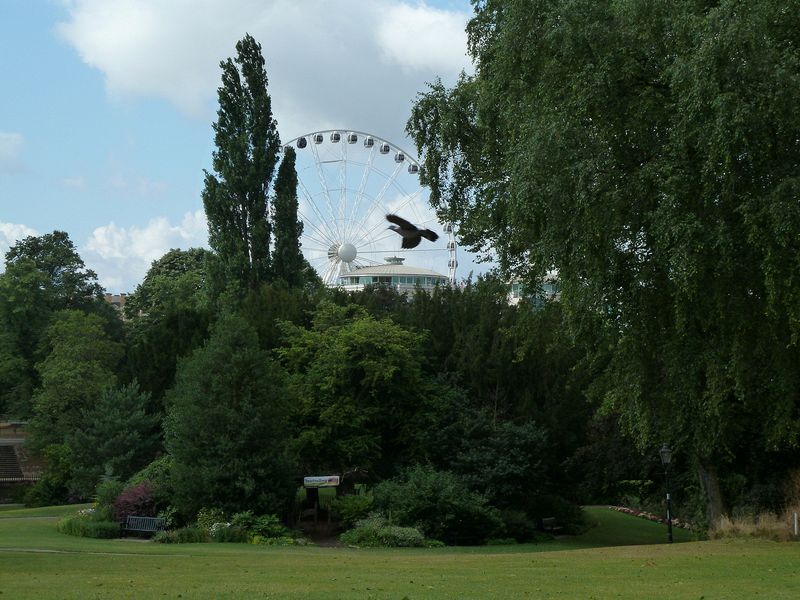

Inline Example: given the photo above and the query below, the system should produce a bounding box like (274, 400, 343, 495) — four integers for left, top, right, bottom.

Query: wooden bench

(541, 517, 561, 532)
(122, 515, 166, 537)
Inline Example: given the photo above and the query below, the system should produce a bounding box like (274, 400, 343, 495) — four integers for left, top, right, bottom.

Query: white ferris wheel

(283, 129, 457, 287)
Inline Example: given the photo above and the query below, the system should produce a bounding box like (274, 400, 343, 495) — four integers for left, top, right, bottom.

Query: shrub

(57, 515, 120, 539)
(211, 524, 249, 543)
(95, 479, 124, 508)
(127, 456, 174, 511)
(487, 537, 518, 545)
(112, 481, 157, 522)
(331, 494, 374, 528)
(196, 507, 226, 531)
(340, 515, 426, 548)
(251, 535, 305, 546)
(230, 511, 289, 538)
(498, 509, 540, 542)
(373, 465, 503, 545)
(153, 526, 210, 544)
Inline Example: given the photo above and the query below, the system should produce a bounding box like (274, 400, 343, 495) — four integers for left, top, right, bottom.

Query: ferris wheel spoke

(310, 141, 342, 241)
(298, 180, 339, 245)
(355, 161, 404, 243)
(339, 140, 347, 237)
(344, 144, 376, 242)
(321, 258, 339, 286)
(298, 210, 338, 248)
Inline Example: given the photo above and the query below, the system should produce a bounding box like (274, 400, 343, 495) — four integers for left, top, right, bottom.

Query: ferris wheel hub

(338, 243, 357, 263)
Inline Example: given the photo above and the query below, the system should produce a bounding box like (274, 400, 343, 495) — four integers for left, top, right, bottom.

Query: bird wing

(386, 213, 416, 230)
(401, 235, 422, 249)
(419, 229, 439, 242)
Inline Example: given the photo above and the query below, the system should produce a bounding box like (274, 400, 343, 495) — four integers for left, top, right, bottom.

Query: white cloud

(0, 222, 39, 266)
(376, 4, 470, 73)
(82, 210, 208, 292)
(56, 1, 473, 143)
(60, 175, 87, 190)
(0, 132, 25, 173)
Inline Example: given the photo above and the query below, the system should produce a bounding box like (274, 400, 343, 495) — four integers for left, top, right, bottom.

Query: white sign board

(303, 475, 340, 488)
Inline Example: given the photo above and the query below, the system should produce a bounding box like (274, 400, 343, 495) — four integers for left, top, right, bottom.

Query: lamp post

(659, 444, 673, 543)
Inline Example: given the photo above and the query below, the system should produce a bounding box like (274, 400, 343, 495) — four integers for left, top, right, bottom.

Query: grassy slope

(1, 505, 798, 599)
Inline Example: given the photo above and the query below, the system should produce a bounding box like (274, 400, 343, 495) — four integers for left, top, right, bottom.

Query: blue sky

(0, 0, 476, 292)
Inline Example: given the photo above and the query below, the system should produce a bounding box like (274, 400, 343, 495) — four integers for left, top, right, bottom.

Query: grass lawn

(1, 505, 798, 599)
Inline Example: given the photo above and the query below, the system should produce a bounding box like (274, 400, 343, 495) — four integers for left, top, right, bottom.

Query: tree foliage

(408, 0, 800, 520)
(278, 302, 447, 478)
(164, 314, 295, 517)
(0, 231, 111, 416)
(203, 34, 281, 291)
(272, 147, 305, 287)
(30, 310, 123, 449)
(66, 382, 160, 497)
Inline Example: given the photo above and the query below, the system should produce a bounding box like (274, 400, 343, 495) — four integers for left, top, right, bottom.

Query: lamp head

(659, 444, 672, 466)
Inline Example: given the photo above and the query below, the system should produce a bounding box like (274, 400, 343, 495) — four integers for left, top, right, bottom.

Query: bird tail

(420, 229, 439, 242)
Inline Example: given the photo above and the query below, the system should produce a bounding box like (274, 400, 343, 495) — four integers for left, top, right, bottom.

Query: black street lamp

(659, 444, 673, 543)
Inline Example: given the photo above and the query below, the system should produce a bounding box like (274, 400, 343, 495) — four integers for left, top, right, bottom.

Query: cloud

(0, 132, 25, 173)
(56, 1, 473, 143)
(0, 222, 39, 266)
(60, 176, 87, 190)
(81, 210, 208, 291)
(376, 3, 470, 73)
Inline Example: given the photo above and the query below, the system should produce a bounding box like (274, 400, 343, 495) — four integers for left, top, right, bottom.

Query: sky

(0, 0, 478, 293)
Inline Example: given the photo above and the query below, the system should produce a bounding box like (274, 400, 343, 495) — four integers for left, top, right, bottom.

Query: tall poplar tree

(271, 147, 305, 286)
(203, 34, 280, 290)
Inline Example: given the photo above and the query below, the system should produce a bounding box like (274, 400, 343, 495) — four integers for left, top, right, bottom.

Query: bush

(251, 535, 305, 546)
(153, 526, 210, 544)
(127, 456, 174, 512)
(331, 494, 374, 528)
(340, 515, 426, 548)
(211, 524, 249, 543)
(57, 515, 120, 539)
(373, 465, 503, 545)
(230, 511, 289, 538)
(94, 479, 124, 521)
(112, 481, 157, 522)
(498, 509, 540, 542)
(196, 507, 226, 531)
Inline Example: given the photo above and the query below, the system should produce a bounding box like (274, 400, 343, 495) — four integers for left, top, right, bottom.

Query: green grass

(1, 505, 798, 599)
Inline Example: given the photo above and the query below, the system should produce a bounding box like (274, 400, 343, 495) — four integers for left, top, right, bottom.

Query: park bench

(541, 517, 562, 532)
(122, 515, 166, 537)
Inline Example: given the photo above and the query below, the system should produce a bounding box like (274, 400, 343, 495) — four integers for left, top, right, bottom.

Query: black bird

(386, 214, 439, 249)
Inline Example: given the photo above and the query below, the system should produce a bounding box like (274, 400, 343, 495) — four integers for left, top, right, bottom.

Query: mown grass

(1, 504, 798, 599)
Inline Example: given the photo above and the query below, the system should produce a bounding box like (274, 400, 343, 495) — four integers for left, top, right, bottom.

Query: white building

(337, 257, 449, 294)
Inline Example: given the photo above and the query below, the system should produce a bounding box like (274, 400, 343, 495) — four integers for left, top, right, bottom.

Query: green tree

(0, 231, 113, 416)
(164, 314, 295, 517)
(271, 147, 306, 287)
(30, 310, 123, 449)
(66, 382, 160, 497)
(203, 34, 281, 291)
(4, 231, 103, 309)
(124, 248, 211, 319)
(408, 0, 800, 520)
(123, 248, 213, 410)
(278, 302, 448, 478)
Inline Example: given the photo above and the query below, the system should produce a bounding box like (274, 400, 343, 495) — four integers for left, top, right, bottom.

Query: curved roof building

(337, 257, 449, 294)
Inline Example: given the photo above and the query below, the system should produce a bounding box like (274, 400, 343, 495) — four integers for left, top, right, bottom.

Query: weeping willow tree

(408, 0, 800, 521)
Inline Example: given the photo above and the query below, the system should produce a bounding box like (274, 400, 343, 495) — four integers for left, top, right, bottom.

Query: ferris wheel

(283, 129, 457, 287)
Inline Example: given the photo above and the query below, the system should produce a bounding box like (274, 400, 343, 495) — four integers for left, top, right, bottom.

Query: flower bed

(611, 506, 694, 530)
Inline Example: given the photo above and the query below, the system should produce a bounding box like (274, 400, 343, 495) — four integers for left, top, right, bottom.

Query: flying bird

(386, 214, 439, 249)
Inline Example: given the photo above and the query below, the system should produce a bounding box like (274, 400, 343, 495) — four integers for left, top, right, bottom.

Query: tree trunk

(697, 462, 726, 524)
